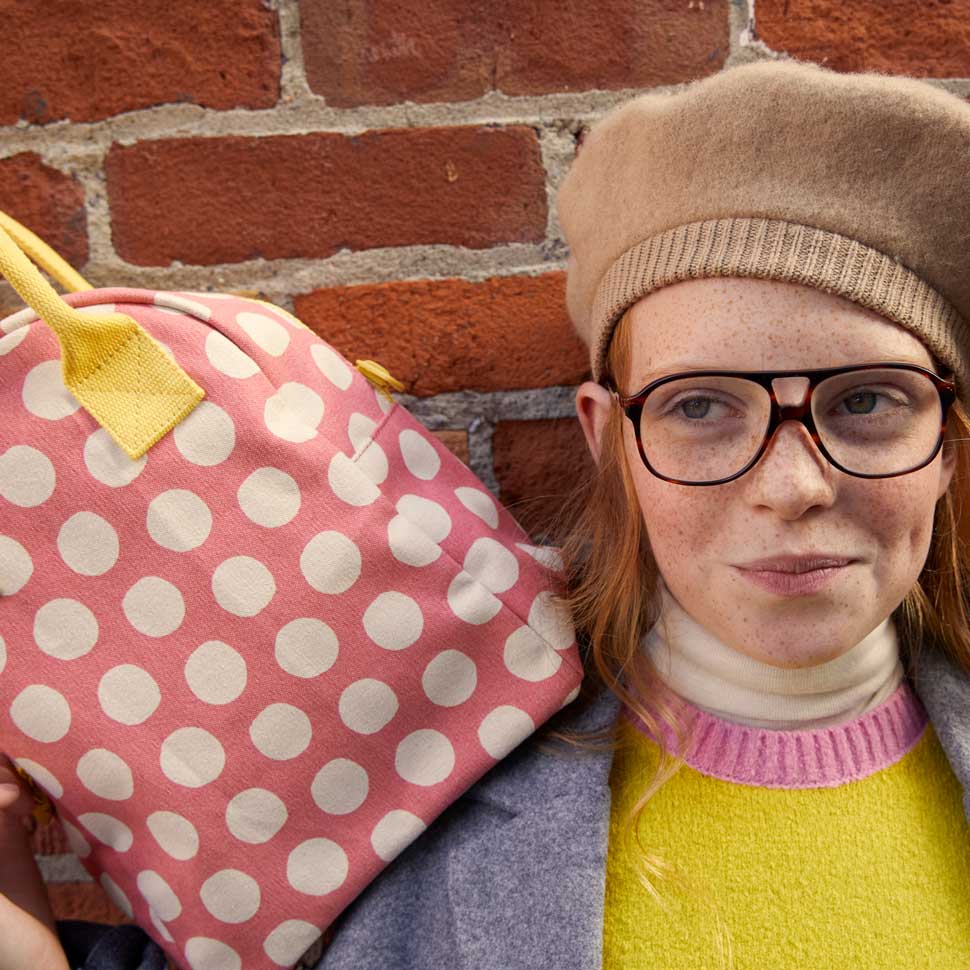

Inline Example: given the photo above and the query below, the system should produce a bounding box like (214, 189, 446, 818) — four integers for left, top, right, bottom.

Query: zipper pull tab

(355, 359, 406, 403)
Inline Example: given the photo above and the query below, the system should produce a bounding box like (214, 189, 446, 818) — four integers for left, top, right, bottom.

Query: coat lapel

(447, 681, 621, 970)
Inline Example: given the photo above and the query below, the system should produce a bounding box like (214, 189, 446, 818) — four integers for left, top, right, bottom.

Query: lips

(738, 555, 853, 574)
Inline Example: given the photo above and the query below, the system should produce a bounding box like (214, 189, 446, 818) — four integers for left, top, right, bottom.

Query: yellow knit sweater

(602, 678, 970, 967)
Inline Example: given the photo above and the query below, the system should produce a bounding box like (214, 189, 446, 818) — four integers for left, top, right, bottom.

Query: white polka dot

(387, 515, 442, 567)
(375, 385, 394, 414)
(61, 818, 91, 858)
(311, 759, 368, 814)
(56, 512, 119, 575)
(310, 343, 353, 390)
(123, 576, 185, 637)
(455, 486, 500, 527)
(370, 810, 427, 863)
(328, 451, 379, 506)
(84, 428, 147, 488)
(504, 625, 564, 682)
(479, 706, 537, 759)
(396, 494, 451, 542)
(80, 813, 133, 852)
(238, 467, 301, 527)
(154, 294, 213, 321)
(274, 618, 338, 678)
(0, 325, 28, 355)
(13, 758, 63, 798)
(529, 590, 575, 650)
(339, 679, 398, 735)
(398, 428, 441, 480)
(160, 727, 225, 788)
(149, 908, 175, 943)
(300, 530, 361, 594)
(100, 872, 133, 914)
(250, 703, 311, 760)
(77, 749, 134, 800)
(464, 537, 518, 593)
(357, 438, 388, 484)
(286, 839, 348, 896)
(347, 412, 378, 453)
(395, 729, 455, 786)
(184, 938, 241, 970)
(363, 591, 423, 650)
(446, 571, 502, 625)
(11, 684, 70, 741)
(204, 330, 260, 379)
(0, 445, 55, 507)
(23, 359, 81, 420)
(422, 650, 477, 706)
(212, 556, 275, 617)
(173, 400, 236, 466)
(137, 870, 182, 921)
(515, 542, 564, 571)
(264, 921, 322, 967)
(560, 683, 582, 708)
(0, 535, 33, 595)
(185, 641, 247, 704)
(236, 311, 290, 356)
(98, 664, 161, 725)
(34, 598, 98, 659)
(147, 811, 199, 860)
(77, 303, 117, 316)
(200, 869, 260, 924)
(264, 383, 323, 443)
(147, 489, 212, 552)
(226, 788, 287, 844)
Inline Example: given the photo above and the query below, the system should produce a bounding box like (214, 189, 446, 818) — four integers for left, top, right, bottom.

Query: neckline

(621, 677, 929, 789)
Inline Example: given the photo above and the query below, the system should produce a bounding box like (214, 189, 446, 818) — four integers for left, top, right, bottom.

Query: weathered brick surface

(492, 417, 594, 543)
(0, 154, 88, 267)
(0, 0, 280, 125)
(301, 0, 729, 107)
(432, 429, 470, 465)
(753, 0, 970, 74)
(294, 273, 589, 396)
(48, 880, 129, 923)
(106, 127, 545, 266)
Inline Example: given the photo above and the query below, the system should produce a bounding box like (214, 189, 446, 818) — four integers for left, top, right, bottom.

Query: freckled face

(620, 277, 956, 669)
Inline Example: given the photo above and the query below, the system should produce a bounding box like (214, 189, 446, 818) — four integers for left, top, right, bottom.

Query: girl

(5, 55, 970, 969)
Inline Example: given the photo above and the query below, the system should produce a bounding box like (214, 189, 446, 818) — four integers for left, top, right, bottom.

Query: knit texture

(602, 677, 970, 966)
(556, 59, 970, 406)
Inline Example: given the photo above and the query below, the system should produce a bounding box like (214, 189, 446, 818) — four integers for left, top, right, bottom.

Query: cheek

(857, 476, 940, 571)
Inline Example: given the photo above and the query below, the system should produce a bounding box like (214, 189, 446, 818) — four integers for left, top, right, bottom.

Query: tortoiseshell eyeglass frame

(602, 361, 958, 486)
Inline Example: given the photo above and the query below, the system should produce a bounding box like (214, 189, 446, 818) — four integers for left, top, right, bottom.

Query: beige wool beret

(556, 57, 970, 406)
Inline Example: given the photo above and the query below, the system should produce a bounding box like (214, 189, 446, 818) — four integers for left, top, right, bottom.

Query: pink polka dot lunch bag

(0, 212, 584, 969)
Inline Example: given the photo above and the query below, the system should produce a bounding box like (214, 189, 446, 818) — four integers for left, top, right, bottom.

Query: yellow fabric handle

(0, 211, 94, 293)
(0, 217, 205, 460)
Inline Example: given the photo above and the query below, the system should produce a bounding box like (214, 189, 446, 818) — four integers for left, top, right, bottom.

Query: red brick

(0, 154, 88, 268)
(106, 128, 546, 266)
(0, 0, 279, 125)
(47, 881, 130, 923)
(293, 273, 589, 397)
(492, 417, 594, 543)
(753, 0, 970, 75)
(301, 0, 729, 107)
(431, 430, 470, 465)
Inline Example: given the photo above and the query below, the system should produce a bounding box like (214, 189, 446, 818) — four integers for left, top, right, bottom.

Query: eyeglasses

(606, 362, 957, 486)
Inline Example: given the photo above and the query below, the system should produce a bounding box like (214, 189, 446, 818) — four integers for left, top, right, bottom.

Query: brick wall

(2, 0, 968, 928)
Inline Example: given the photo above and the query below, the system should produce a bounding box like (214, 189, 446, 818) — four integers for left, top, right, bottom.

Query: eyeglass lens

(639, 368, 943, 483)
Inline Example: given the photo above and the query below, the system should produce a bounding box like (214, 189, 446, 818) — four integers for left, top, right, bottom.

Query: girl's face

(576, 276, 957, 669)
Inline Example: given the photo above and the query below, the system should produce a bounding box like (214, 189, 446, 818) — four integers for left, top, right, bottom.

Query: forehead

(627, 277, 934, 379)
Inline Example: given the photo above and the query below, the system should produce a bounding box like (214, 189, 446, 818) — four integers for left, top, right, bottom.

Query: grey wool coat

(58, 644, 970, 970)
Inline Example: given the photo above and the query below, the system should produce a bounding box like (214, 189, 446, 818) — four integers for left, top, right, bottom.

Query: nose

(745, 414, 835, 513)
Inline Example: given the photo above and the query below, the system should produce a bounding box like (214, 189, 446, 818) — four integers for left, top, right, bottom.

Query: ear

(575, 381, 616, 467)
(938, 434, 958, 501)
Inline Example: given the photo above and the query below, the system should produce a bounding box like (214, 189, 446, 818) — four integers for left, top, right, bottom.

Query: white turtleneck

(641, 579, 905, 730)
